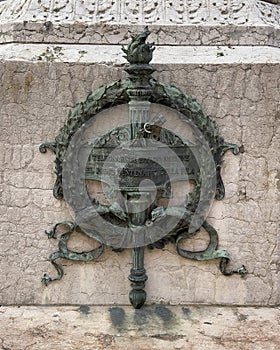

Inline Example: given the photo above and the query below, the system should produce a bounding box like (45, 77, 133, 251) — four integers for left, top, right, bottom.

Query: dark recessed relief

(260, 0, 280, 4)
(109, 307, 126, 327)
(79, 305, 91, 315)
(155, 306, 174, 324)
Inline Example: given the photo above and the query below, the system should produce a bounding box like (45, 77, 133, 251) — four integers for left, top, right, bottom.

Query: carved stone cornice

(0, 1, 279, 46)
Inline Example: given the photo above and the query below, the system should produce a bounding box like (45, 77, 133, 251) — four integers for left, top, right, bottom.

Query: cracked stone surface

(0, 1, 280, 46)
(1, 22, 280, 47)
(0, 2, 279, 346)
(0, 52, 279, 306)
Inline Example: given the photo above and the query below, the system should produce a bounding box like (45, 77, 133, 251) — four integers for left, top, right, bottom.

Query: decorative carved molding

(256, 0, 280, 26)
(0, 0, 279, 27)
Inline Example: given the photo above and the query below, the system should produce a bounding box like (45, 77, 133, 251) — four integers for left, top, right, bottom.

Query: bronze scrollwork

(40, 28, 247, 308)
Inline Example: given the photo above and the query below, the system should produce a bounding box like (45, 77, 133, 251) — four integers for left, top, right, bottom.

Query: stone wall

(0, 0, 279, 348)
(0, 46, 279, 307)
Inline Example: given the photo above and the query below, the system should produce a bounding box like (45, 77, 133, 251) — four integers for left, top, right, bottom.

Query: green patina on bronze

(41, 77, 236, 201)
(40, 28, 247, 309)
(122, 26, 155, 64)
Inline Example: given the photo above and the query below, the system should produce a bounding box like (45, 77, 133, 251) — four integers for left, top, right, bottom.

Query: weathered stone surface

(0, 1, 279, 348)
(0, 305, 279, 350)
(0, 1, 280, 46)
(0, 52, 279, 306)
(1, 43, 280, 64)
(0, 22, 280, 47)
